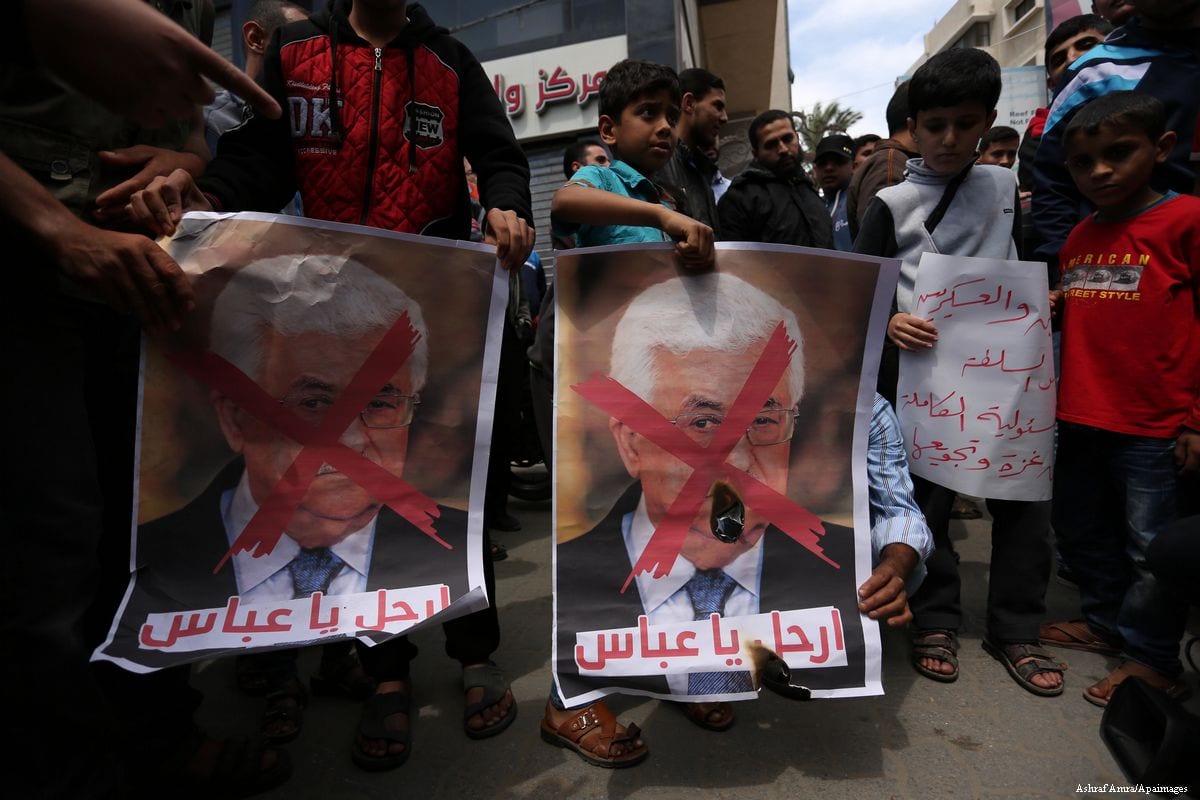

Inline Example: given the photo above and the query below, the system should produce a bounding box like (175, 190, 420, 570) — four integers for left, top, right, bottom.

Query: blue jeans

(1052, 423, 1188, 676)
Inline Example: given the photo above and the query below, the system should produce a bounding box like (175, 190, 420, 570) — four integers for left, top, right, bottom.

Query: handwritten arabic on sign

(490, 66, 606, 117)
(139, 585, 452, 653)
(575, 607, 847, 677)
(897, 253, 1056, 501)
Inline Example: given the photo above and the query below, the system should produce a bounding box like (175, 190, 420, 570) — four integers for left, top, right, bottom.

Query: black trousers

(245, 527, 502, 686)
(908, 476, 1053, 642)
(354, 526, 501, 682)
(529, 362, 553, 473)
(2, 276, 197, 799)
(484, 321, 524, 520)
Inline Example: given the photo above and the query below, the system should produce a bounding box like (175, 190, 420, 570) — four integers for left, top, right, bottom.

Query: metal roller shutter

(522, 137, 576, 282)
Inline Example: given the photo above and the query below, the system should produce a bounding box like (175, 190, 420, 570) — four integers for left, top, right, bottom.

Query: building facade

(907, 0, 1047, 72)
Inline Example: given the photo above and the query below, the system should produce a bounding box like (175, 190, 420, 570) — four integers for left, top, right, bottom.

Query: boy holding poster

(854, 48, 1064, 696)
(540, 57, 713, 768)
(1039, 91, 1199, 706)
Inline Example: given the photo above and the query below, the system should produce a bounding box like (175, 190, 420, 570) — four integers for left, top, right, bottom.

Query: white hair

(610, 272, 805, 405)
(209, 254, 428, 391)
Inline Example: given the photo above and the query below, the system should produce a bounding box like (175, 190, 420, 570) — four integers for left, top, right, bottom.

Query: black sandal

(262, 678, 307, 744)
(911, 629, 960, 683)
(982, 639, 1066, 697)
(352, 687, 412, 771)
(463, 661, 517, 739)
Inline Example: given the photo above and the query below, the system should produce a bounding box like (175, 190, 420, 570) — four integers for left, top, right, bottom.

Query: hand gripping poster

(94, 212, 505, 672)
(896, 253, 1056, 502)
(553, 243, 899, 705)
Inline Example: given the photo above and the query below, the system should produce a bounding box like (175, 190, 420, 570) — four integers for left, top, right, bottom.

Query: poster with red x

(553, 242, 899, 704)
(95, 212, 505, 672)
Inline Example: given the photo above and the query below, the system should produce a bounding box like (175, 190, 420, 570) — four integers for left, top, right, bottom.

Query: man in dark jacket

(657, 67, 727, 235)
(717, 109, 832, 247)
(847, 81, 919, 240)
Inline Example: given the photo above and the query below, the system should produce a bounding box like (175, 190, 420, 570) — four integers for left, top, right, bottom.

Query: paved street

(193, 488, 1199, 800)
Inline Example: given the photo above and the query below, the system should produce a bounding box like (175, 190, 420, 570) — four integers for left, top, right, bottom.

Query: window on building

(447, 0, 627, 62)
(1012, 0, 1036, 23)
(950, 21, 992, 50)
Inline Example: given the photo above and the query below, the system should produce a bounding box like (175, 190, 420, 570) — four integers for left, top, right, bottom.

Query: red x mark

(572, 321, 836, 593)
(168, 313, 446, 576)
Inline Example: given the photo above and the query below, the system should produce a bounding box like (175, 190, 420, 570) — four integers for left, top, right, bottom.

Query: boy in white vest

(854, 47, 1064, 698)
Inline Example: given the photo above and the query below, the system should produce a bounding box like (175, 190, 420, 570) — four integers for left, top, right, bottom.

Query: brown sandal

(1039, 619, 1121, 656)
(1083, 661, 1188, 709)
(539, 701, 648, 768)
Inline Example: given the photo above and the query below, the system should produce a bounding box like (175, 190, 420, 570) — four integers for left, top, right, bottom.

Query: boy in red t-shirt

(1040, 90, 1200, 707)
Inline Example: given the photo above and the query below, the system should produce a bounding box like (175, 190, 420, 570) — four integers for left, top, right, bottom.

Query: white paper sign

(897, 253, 1056, 501)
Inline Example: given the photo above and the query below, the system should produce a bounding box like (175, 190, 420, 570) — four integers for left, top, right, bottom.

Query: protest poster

(897, 253, 1056, 502)
(94, 212, 505, 672)
(552, 242, 899, 706)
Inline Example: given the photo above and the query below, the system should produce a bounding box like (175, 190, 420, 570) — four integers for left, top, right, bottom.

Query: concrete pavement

(193, 490, 1199, 800)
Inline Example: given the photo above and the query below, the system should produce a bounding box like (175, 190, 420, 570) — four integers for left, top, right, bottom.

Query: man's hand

(49, 216, 194, 334)
(93, 146, 207, 225)
(127, 169, 213, 238)
(1176, 429, 1200, 475)
(659, 209, 715, 270)
(887, 312, 939, 351)
(26, 0, 281, 128)
(484, 208, 535, 272)
(1048, 288, 1064, 323)
(858, 543, 919, 627)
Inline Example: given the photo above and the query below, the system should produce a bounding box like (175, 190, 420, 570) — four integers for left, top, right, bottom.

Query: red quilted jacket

(199, 2, 531, 238)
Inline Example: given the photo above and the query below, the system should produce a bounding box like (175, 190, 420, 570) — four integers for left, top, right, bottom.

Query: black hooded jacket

(717, 162, 832, 248)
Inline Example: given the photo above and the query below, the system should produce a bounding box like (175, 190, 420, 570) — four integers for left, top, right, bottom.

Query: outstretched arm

(0, 152, 193, 332)
(860, 394, 932, 625)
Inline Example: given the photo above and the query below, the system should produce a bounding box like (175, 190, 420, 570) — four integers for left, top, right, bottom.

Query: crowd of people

(1, 0, 1197, 796)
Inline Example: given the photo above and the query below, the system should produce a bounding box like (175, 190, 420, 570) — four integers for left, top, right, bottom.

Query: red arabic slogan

(572, 322, 835, 593)
(575, 607, 847, 676)
(168, 312, 447, 575)
(490, 66, 606, 117)
(139, 585, 452, 652)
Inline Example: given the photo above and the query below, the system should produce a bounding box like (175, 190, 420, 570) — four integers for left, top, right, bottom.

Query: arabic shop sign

(482, 35, 627, 141)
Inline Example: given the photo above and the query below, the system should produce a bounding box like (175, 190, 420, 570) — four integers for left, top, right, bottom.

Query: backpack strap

(924, 159, 976, 235)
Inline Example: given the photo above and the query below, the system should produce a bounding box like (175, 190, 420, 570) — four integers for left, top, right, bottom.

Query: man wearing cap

(814, 134, 855, 251)
(717, 110, 832, 248)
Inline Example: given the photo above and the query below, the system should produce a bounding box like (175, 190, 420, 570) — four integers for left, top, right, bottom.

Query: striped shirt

(868, 393, 933, 591)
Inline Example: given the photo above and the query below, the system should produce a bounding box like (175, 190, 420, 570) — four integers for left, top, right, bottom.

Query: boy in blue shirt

(550, 59, 715, 261)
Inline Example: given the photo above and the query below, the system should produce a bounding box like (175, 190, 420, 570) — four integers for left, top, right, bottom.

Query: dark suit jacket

(555, 483, 864, 701)
(104, 459, 469, 668)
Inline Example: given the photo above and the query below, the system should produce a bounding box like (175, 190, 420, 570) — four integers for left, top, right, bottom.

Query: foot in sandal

(540, 700, 648, 768)
(911, 628, 959, 682)
(1083, 661, 1187, 708)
